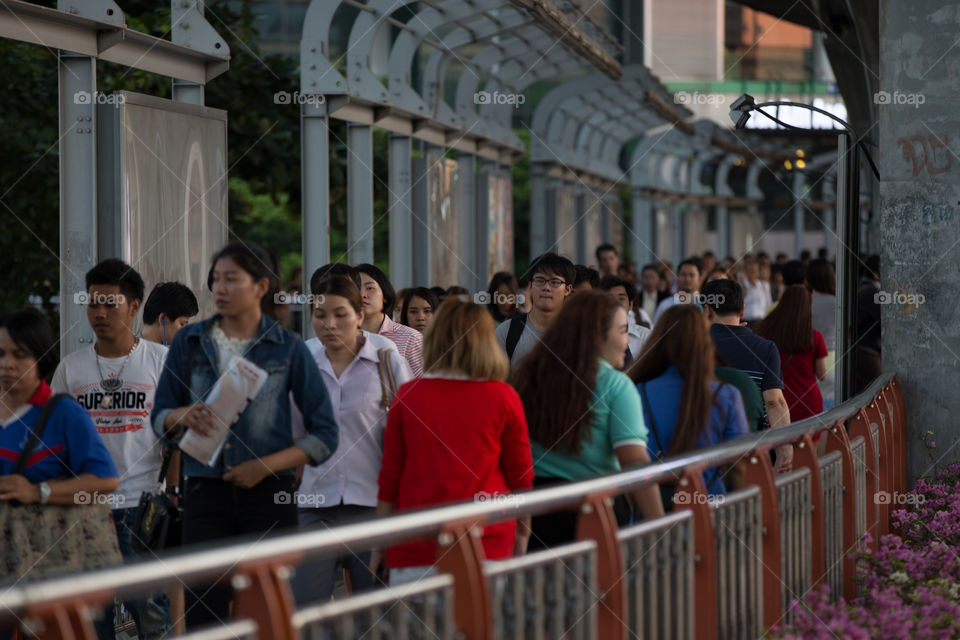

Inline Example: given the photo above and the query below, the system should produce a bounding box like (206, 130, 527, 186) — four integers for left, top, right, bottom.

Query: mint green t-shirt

(531, 360, 649, 481)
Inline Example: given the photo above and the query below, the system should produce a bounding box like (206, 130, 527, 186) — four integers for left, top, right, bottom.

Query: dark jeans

(95, 507, 172, 640)
(290, 504, 379, 607)
(181, 476, 298, 631)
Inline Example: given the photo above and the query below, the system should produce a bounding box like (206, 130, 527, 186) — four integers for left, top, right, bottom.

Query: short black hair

(310, 263, 361, 294)
(0, 309, 58, 379)
(574, 265, 600, 288)
(703, 251, 716, 259)
(143, 282, 199, 325)
(400, 287, 440, 326)
(800, 249, 812, 261)
(701, 279, 744, 316)
(430, 286, 447, 301)
(207, 241, 280, 313)
(595, 243, 617, 261)
(641, 263, 660, 275)
(817, 247, 829, 259)
(678, 258, 702, 276)
(782, 260, 806, 286)
(355, 264, 397, 317)
(598, 275, 637, 301)
(86, 259, 145, 304)
(527, 252, 575, 286)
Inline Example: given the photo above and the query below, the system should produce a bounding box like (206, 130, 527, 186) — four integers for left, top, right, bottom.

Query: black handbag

(131, 449, 181, 553)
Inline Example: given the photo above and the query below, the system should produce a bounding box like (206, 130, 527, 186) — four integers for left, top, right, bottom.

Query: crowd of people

(0, 238, 884, 637)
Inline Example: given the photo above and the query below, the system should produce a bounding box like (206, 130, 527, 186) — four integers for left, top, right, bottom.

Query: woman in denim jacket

(151, 241, 338, 630)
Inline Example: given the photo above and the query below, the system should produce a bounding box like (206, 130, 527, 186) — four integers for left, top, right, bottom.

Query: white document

(178, 355, 269, 467)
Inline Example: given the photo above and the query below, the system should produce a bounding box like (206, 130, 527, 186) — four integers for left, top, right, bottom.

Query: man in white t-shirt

(52, 259, 171, 640)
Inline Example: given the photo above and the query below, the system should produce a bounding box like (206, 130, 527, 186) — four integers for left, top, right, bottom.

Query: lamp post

(729, 94, 861, 404)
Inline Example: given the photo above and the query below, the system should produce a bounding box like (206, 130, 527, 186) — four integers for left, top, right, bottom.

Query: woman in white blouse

(741, 260, 772, 323)
(290, 276, 413, 606)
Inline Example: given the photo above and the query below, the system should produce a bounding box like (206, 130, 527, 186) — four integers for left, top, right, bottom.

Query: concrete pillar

(880, 0, 960, 484)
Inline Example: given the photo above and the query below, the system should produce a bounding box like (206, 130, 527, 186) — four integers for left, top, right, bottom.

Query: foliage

(770, 464, 960, 639)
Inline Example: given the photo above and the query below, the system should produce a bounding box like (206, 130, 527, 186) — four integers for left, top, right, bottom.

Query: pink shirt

(379, 315, 424, 377)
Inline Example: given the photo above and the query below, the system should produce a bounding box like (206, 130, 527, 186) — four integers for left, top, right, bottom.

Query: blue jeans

(95, 507, 172, 640)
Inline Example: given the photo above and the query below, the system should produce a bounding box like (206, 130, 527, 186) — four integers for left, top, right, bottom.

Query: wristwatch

(38, 481, 51, 505)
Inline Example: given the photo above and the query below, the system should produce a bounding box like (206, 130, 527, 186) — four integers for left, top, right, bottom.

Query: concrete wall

(880, 0, 960, 484)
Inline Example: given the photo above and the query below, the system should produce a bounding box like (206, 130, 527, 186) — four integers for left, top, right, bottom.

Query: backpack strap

(13, 394, 69, 475)
(505, 313, 528, 361)
(638, 383, 666, 459)
(377, 348, 399, 408)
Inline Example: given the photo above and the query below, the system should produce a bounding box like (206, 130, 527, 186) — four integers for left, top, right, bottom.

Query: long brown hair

(513, 290, 623, 455)
(627, 304, 716, 456)
(753, 285, 813, 354)
(423, 297, 509, 381)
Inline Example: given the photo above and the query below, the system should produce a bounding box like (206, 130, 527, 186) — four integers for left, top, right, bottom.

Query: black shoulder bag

(505, 313, 528, 361)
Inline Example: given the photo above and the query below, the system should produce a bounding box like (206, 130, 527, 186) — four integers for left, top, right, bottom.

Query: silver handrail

(0, 371, 895, 618)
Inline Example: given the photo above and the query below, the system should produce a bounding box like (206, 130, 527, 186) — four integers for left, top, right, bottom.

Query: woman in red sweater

(753, 285, 828, 422)
(374, 297, 534, 585)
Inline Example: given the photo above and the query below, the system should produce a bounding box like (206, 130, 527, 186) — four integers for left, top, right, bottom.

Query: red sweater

(377, 378, 534, 568)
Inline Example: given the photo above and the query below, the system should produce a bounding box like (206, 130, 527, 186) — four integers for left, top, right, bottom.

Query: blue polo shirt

(0, 382, 117, 484)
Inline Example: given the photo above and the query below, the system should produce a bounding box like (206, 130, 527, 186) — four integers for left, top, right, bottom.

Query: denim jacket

(151, 314, 338, 479)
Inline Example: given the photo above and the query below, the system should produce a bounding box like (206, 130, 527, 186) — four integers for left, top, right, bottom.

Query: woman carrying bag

(0, 309, 121, 638)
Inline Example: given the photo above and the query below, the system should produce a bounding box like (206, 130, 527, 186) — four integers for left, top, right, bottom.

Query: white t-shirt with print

(52, 339, 168, 509)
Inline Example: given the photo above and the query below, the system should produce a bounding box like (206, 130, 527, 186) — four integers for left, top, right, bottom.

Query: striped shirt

(380, 314, 424, 377)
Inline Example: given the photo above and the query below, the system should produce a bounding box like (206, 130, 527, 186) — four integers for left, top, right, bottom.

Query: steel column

(530, 163, 547, 257)
(347, 123, 374, 265)
(835, 134, 860, 402)
(301, 102, 330, 337)
(389, 134, 413, 291)
(631, 187, 653, 267)
(458, 151, 478, 292)
(58, 52, 97, 358)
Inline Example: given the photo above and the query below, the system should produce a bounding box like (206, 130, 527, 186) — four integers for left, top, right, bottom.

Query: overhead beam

(0, 0, 229, 83)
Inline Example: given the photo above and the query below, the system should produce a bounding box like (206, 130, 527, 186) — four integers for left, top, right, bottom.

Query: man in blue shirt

(700, 279, 794, 473)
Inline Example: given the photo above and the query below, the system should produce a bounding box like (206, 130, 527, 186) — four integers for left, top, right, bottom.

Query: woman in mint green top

(513, 290, 665, 549)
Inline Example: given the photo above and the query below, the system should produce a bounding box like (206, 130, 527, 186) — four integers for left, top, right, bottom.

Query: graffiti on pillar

(897, 134, 953, 176)
(920, 203, 957, 225)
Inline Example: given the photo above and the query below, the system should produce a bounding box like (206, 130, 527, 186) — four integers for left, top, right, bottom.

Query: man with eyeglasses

(496, 253, 575, 368)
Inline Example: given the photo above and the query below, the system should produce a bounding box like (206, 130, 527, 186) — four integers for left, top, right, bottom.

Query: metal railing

(0, 372, 905, 640)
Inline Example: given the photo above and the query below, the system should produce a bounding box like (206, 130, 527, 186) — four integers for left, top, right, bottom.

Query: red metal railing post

(742, 446, 782, 630)
(824, 421, 858, 601)
(231, 555, 301, 640)
(863, 400, 890, 535)
(674, 467, 717, 640)
(435, 521, 492, 640)
(576, 493, 626, 640)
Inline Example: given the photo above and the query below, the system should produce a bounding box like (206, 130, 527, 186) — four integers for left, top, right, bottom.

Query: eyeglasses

(530, 276, 567, 289)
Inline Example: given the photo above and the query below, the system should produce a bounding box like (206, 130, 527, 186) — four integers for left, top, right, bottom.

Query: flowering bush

(770, 464, 960, 639)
